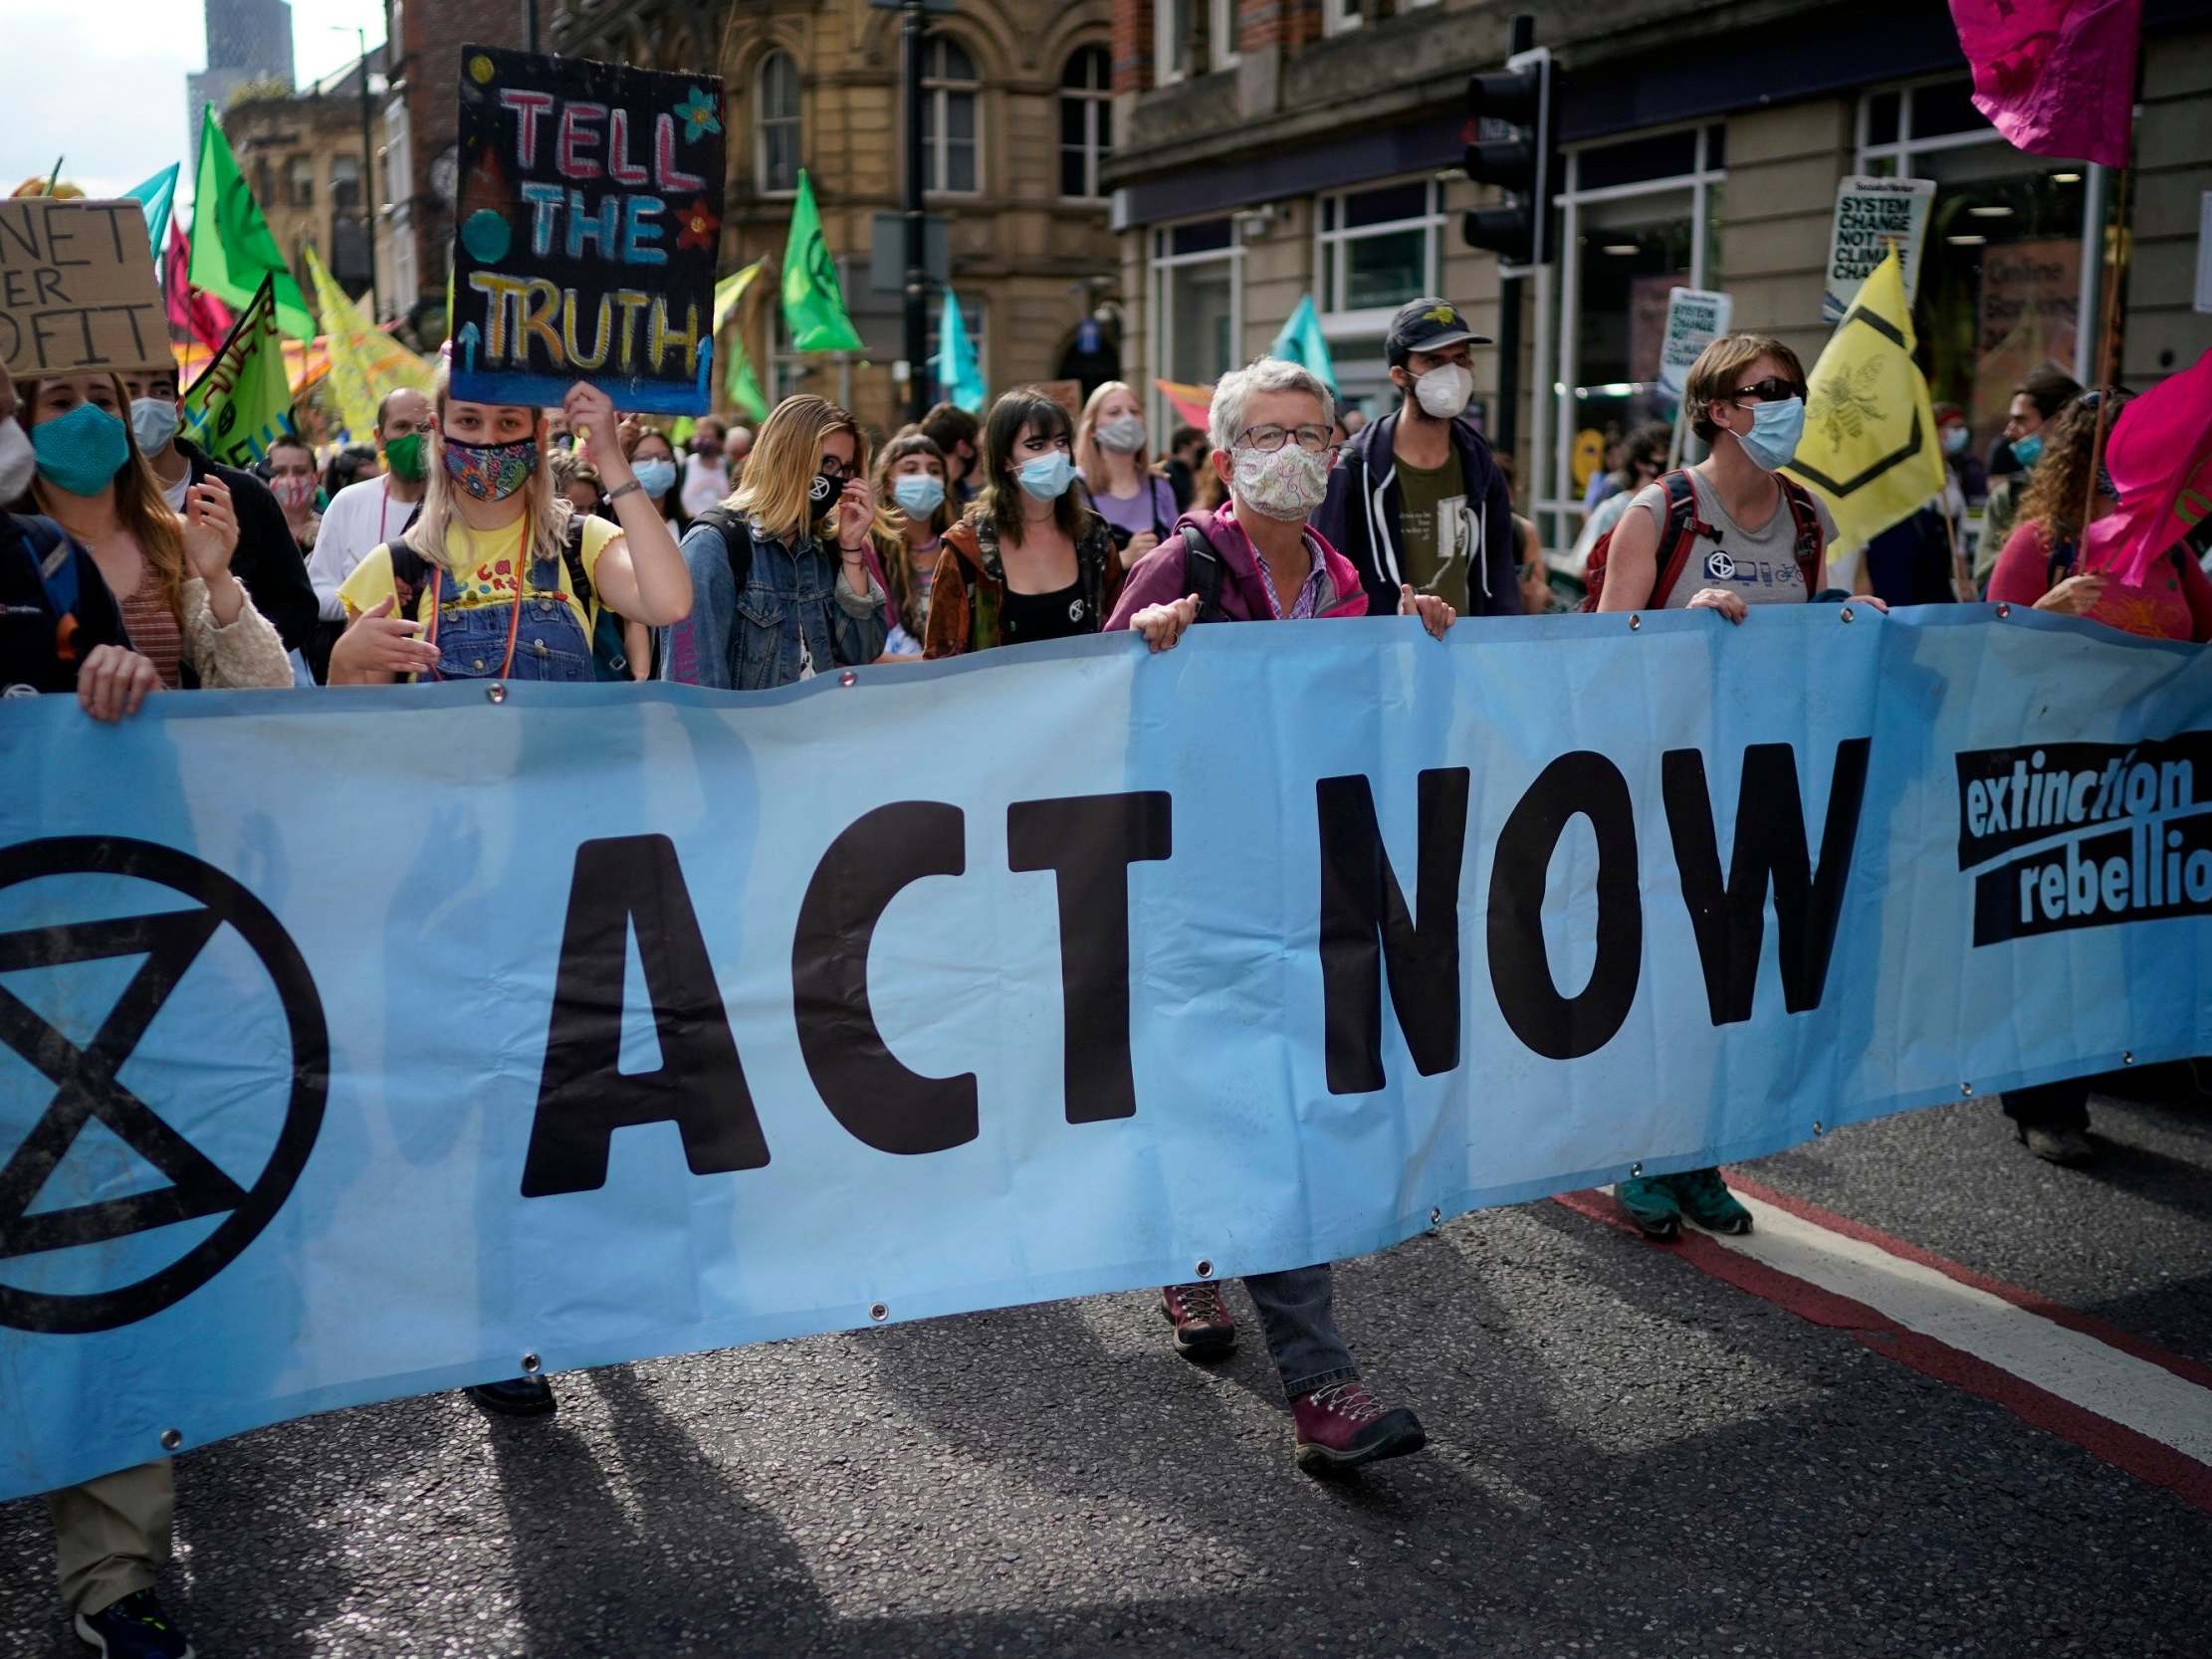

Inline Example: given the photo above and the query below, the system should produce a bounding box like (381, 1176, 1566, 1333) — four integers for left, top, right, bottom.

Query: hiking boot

(74, 1589, 195, 1659)
(1613, 1175, 1681, 1239)
(1290, 1381, 1426, 1475)
(2018, 1125, 2096, 1165)
(466, 1375, 556, 1416)
(1160, 1282, 1236, 1358)
(1666, 1166, 1753, 1234)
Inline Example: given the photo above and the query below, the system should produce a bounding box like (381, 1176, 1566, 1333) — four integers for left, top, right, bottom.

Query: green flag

(1268, 295, 1337, 390)
(181, 276, 296, 469)
(726, 338, 770, 422)
(779, 169, 861, 352)
(188, 106, 317, 341)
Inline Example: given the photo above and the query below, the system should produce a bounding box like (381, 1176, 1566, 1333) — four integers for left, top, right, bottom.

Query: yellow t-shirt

(338, 512, 623, 633)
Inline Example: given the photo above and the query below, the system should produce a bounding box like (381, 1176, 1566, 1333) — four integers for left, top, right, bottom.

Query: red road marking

(1551, 1186, 2212, 1515)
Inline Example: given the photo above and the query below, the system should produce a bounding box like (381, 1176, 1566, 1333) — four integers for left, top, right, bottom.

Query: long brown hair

(870, 428, 949, 640)
(976, 388, 1080, 548)
(2017, 392, 2126, 552)
(19, 372, 188, 623)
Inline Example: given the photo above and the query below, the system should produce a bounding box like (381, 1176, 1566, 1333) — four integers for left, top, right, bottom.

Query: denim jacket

(660, 511, 889, 690)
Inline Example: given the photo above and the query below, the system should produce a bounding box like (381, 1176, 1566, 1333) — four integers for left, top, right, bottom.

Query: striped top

(117, 584, 183, 689)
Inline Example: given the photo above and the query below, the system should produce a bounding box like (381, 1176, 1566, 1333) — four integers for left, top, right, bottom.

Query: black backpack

(1177, 521, 1229, 623)
(694, 505, 755, 598)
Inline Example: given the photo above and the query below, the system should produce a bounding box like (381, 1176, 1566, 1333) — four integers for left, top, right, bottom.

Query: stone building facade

(222, 48, 385, 308)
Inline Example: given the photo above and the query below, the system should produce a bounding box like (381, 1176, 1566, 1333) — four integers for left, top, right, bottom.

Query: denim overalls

(427, 554, 593, 684)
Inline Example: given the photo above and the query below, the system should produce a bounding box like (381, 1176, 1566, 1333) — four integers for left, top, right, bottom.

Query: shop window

(1059, 46, 1110, 201)
(758, 50, 800, 195)
(921, 33, 980, 194)
(1316, 179, 1439, 324)
(1859, 77, 2095, 507)
(1150, 216, 1241, 431)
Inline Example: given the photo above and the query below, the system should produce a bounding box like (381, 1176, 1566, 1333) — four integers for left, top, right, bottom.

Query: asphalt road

(5, 1081, 2208, 1659)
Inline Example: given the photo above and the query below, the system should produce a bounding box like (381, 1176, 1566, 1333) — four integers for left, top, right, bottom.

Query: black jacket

(180, 439, 319, 656)
(1313, 408, 1520, 618)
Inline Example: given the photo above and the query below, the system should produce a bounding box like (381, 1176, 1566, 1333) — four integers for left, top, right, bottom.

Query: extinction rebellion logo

(1957, 733, 2212, 946)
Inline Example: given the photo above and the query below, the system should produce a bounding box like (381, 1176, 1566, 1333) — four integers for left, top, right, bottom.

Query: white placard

(1824, 176, 1935, 323)
(1659, 288, 1732, 404)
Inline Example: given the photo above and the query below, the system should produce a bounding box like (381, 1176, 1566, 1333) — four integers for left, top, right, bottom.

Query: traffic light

(1461, 44, 1554, 268)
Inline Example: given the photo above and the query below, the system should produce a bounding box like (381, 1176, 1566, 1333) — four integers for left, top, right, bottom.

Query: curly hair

(2016, 392, 2126, 552)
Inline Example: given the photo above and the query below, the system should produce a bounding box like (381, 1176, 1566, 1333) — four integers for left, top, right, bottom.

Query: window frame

(921, 32, 983, 198)
(1312, 176, 1443, 336)
(755, 48, 801, 198)
(1530, 119, 1725, 554)
(1153, 0, 1239, 88)
(1146, 215, 1245, 437)
(1058, 44, 1112, 203)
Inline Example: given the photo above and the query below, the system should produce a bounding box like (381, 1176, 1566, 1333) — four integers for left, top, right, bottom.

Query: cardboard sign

(1823, 176, 1934, 324)
(0, 198, 168, 380)
(450, 45, 727, 415)
(1658, 288, 1732, 405)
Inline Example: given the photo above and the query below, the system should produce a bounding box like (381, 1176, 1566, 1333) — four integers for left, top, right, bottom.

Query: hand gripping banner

(2, 605, 2209, 1499)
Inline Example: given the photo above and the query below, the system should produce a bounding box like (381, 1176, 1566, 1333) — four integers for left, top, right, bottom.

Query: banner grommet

(1960, 1083, 1975, 1098)
(868, 1302, 888, 1323)
(1995, 602, 2012, 618)
(1193, 1259, 1215, 1280)
(1812, 1121, 1824, 1137)
(1628, 615, 1642, 631)
(486, 683, 509, 706)
(1841, 606, 1856, 623)
(520, 1351, 542, 1374)
(159, 1428, 182, 1451)
(839, 671, 858, 688)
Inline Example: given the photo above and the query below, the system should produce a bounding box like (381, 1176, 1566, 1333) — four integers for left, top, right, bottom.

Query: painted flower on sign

(674, 89, 722, 142)
(677, 198, 721, 253)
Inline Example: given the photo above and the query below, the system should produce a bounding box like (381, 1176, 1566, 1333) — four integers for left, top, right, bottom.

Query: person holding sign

(660, 394, 887, 689)
(331, 372, 689, 705)
(9, 371, 293, 695)
(1106, 356, 1449, 1477)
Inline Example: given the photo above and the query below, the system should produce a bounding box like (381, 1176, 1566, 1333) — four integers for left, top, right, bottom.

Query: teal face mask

(2010, 432, 2045, 469)
(30, 401, 131, 497)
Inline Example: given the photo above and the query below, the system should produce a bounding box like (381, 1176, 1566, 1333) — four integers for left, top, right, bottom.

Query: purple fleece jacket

(1102, 504, 1370, 629)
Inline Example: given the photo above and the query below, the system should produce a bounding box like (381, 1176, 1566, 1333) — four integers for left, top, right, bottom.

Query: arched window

(757, 50, 800, 194)
(921, 33, 980, 194)
(1059, 45, 1111, 201)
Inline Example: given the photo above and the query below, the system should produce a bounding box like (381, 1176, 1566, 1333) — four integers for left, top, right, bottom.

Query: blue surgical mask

(632, 457, 678, 499)
(1017, 450, 1075, 502)
(2010, 432, 2045, 470)
(31, 401, 132, 498)
(1735, 395, 1805, 473)
(893, 474, 946, 516)
(129, 397, 179, 457)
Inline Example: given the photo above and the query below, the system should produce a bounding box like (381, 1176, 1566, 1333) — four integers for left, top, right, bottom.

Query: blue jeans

(1243, 1263, 1357, 1397)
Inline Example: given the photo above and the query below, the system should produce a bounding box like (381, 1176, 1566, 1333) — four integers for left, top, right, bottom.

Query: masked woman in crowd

(661, 393, 888, 689)
(1074, 380, 1178, 565)
(867, 429, 953, 660)
(266, 433, 323, 554)
(1976, 365, 2083, 587)
(11, 371, 293, 695)
(1984, 389, 2212, 1161)
(5, 360, 289, 1659)
(924, 388, 1124, 658)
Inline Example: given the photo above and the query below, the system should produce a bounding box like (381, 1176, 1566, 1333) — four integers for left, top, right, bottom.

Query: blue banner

(3, 606, 2208, 1500)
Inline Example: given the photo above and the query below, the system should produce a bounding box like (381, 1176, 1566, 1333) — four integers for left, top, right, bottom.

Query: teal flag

(126, 164, 179, 259)
(1269, 295, 1336, 390)
(934, 289, 985, 414)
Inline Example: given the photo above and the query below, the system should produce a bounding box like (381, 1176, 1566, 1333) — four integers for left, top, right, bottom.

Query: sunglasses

(1725, 378, 1807, 404)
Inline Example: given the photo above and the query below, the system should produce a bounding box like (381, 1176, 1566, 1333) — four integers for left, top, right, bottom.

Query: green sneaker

(1613, 1176, 1681, 1239)
(1665, 1166, 1752, 1234)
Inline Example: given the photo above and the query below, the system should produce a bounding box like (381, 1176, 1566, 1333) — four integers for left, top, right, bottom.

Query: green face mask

(383, 431, 427, 482)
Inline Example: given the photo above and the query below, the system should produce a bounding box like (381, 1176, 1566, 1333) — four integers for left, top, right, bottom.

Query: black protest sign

(450, 45, 727, 415)
(0, 199, 168, 381)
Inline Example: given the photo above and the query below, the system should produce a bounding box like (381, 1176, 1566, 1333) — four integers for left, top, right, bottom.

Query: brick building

(222, 48, 387, 306)
(1105, 0, 2212, 553)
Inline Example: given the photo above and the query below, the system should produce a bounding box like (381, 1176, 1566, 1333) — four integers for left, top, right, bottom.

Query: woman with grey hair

(1103, 355, 1450, 1476)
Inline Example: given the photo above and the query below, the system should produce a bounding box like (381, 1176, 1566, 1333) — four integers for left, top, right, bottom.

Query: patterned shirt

(1220, 504, 1329, 620)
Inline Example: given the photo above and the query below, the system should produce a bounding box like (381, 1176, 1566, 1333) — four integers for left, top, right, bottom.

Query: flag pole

(2079, 160, 2130, 569)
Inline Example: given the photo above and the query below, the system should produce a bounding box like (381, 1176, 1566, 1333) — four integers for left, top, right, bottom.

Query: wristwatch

(605, 479, 642, 504)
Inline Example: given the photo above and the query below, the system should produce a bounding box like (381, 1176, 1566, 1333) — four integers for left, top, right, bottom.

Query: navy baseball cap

(1386, 298, 1490, 365)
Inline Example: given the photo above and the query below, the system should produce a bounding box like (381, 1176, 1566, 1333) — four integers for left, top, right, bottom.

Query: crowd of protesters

(6, 285, 2206, 1656)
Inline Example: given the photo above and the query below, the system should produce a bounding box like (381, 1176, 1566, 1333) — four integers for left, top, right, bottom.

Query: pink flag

(2083, 348, 2212, 584)
(1947, 0, 2141, 168)
(163, 220, 233, 355)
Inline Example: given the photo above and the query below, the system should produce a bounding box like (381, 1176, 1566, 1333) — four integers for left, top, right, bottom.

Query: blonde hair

(729, 393, 870, 543)
(404, 363, 570, 575)
(1074, 379, 1154, 486)
(21, 372, 188, 623)
(1683, 332, 1806, 443)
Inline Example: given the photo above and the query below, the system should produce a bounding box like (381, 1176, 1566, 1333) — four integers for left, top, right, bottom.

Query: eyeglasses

(818, 456, 850, 480)
(1235, 424, 1337, 455)
(1725, 378, 1808, 405)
